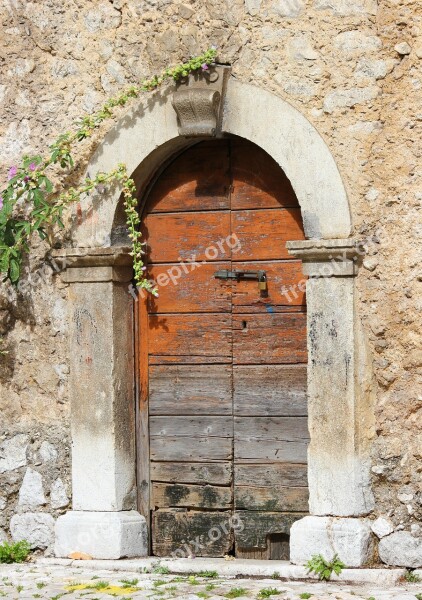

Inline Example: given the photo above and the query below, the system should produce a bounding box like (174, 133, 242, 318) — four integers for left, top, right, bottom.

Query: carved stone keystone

(172, 65, 230, 137)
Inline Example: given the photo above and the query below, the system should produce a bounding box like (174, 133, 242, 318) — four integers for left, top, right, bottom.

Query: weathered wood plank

(235, 463, 308, 488)
(151, 462, 232, 485)
(152, 510, 234, 557)
(234, 416, 309, 463)
(234, 440, 308, 463)
(231, 208, 305, 261)
(142, 212, 231, 263)
(230, 138, 299, 210)
(231, 260, 306, 309)
(150, 416, 233, 438)
(149, 365, 232, 416)
(235, 511, 304, 549)
(235, 485, 309, 512)
(146, 263, 232, 314)
(150, 436, 233, 462)
(152, 482, 232, 509)
(147, 140, 230, 213)
(232, 313, 307, 364)
(148, 314, 232, 364)
(233, 365, 307, 416)
(234, 417, 309, 441)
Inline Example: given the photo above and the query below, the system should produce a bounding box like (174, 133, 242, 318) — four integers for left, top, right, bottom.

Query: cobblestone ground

(0, 564, 421, 600)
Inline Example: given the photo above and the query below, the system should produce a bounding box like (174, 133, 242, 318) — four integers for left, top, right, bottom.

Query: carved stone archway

(54, 69, 375, 564)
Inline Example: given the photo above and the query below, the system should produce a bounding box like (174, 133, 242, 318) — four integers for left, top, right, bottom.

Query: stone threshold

(37, 558, 406, 586)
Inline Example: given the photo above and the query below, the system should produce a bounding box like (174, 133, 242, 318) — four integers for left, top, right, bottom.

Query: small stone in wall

(39, 441, 58, 464)
(379, 531, 422, 568)
(371, 516, 394, 538)
(18, 468, 46, 509)
(323, 86, 380, 113)
(50, 478, 69, 509)
(0, 497, 6, 510)
(10, 513, 55, 549)
(288, 36, 319, 61)
(334, 31, 382, 55)
(270, 0, 304, 18)
(394, 42, 411, 56)
(0, 529, 7, 543)
(0, 434, 28, 474)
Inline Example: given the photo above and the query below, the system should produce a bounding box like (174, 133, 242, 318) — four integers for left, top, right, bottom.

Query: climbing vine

(0, 48, 217, 297)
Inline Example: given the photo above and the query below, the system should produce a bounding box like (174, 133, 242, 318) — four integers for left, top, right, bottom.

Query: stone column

(286, 240, 376, 567)
(53, 247, 147, 559)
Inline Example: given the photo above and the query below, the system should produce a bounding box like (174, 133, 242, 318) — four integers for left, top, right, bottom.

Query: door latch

(214, 269, 268, 294)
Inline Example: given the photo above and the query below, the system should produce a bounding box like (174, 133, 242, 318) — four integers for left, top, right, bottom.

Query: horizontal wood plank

(235, 485, 309, 512)
(153, 510, 234, 557)
(146, 262, 232, 313)
(151, 462, 232, 485)
(235, 416, 309, 442)
(231, 261, 306, 309)
(235, 463, 308, 488)
(150, 436, 233, 462)
(233, 313, 307, 364)
(152, 482, 232, 509)
(235, 511, 304, 549)
(231, 208, 305, 261)
(234, 440, 308, 463)
(149, 365, 232, 416)
(146, 141, 230, 213)
(150, 416, 233, 438)
(233, 365, 307, 416)
(142, 212, 231, 263)
(148, 314, 232, 364)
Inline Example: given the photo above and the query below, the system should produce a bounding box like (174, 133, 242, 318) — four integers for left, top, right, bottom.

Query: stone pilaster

(286, 240, 376, 567)
(53, 247, 147, 559)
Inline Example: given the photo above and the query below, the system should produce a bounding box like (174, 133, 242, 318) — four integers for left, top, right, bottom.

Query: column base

(290, 516, 374, 567)
(55, 511, 148, 559)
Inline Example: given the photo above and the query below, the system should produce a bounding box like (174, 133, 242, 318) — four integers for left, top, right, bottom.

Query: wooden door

(138, 137, 309, 558)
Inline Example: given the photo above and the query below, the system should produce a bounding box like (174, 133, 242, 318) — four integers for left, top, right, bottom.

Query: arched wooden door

(137, 137, 309, 558)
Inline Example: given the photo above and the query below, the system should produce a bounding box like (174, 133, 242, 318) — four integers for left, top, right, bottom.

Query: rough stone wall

(0, 0, 421, 558)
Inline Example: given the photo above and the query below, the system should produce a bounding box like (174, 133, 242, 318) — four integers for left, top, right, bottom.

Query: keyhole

(242, 320, 247, 329)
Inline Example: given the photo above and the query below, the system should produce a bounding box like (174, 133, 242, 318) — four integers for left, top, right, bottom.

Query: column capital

(51, 246, 133, 283)
(286, 239, 363, 277)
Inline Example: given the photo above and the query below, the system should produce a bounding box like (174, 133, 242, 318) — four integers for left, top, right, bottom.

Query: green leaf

(9, 257, 20, 283)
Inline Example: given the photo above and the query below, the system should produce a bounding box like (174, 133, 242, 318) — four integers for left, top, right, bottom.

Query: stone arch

(72, 79, 351, 248)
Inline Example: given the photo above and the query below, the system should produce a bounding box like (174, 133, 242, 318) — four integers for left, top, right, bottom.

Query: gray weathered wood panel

(233, 365, 307, 416)
(152, 483, 232, 509)
(151, 462, 232, 485)
(149, 365, 232, 416)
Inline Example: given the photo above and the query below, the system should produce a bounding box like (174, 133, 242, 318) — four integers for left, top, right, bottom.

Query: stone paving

(0, 563, 421, 600)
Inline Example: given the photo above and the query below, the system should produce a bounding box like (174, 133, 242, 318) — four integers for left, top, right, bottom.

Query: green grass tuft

(0, 540, 31, 564)
(225, 587, 248, 598)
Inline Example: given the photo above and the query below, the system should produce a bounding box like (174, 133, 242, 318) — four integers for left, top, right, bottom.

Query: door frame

(54, 70, 376, 564)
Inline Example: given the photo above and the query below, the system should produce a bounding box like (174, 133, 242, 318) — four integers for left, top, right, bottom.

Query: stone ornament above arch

(72, 74, 351, 247)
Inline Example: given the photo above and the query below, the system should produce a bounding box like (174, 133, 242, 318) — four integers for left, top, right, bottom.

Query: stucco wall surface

(0, 0, 421, 558)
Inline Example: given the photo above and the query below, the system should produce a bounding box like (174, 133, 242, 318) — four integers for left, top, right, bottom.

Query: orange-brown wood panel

(142, 211, 231, 264)
(232, 313, 307, 364)
(231, 208, 305, 261)
(231, 260, 306, 311)
(230, 138, 299, 210)
(146, 262, 232, 314)
(148, 314, 232, 364)
(146, 140, 231, 213)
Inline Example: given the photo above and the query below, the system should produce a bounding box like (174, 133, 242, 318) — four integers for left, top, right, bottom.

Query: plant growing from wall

(0, 48, 217, 295)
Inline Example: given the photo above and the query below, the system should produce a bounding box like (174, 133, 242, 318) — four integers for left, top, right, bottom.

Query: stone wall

(0, 0, 421, 560)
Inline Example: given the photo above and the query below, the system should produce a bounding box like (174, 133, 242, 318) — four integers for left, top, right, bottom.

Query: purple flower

(201, 63, 209, 71)
(24, 176, 30, 183)
(0, 196, 3, 210)
(8, 166, 17, 180)
(29, 162, 36, 172)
